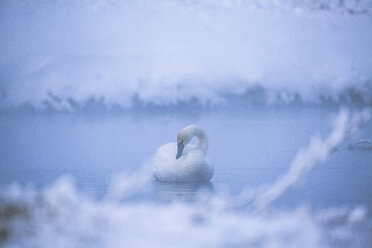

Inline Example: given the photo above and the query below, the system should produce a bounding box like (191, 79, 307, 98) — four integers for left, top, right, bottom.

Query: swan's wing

(153, 143, 178, 169)
(156, 143, 177, 157)
(152, 142, 213, 182)
(156, 143, 193, 161)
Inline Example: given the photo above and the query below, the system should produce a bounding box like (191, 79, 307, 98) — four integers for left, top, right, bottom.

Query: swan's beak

(176, 141, 184, 159)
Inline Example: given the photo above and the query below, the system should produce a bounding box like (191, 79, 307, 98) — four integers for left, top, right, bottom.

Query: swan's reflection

(153, 181, 214, 202)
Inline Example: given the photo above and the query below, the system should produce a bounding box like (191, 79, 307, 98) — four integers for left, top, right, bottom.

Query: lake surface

(1, 105, 371, 207)
(1, 105, 372, 247)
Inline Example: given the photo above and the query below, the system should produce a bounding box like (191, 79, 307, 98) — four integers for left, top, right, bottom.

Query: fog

(0, 0, 371, 110)
(1, 1, 372, 247)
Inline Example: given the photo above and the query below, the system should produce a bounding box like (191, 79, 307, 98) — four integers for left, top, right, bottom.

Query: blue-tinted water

(1, 106, 371, 209)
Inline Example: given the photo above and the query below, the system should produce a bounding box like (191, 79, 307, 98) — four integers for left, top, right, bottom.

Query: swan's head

(176, 129, 191, 159)
(176, 125, 202, 159)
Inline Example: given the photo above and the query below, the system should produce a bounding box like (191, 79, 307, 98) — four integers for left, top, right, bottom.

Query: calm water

(1, 105, 371, 210)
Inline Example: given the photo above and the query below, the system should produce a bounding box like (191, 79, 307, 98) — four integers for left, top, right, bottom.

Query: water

(1, 106, 371, 207)
(1, 105, 372, 247)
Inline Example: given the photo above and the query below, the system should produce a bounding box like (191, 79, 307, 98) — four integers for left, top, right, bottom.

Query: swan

(152, 125, 213, 183)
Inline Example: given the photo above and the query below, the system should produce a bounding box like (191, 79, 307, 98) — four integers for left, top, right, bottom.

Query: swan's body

(152, 125, 213, 183)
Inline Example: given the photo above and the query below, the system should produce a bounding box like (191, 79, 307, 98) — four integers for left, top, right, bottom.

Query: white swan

(152, 125, 213, 183)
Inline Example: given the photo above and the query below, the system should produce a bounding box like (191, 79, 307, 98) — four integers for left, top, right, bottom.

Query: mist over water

(1, 106, 372, 247)
(1, 0, 372, 247)
(1, 0, 372, 110)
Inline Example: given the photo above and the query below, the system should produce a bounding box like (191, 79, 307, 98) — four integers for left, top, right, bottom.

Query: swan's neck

(193, 129, 208, 155)
(178, 125, 209, 157)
